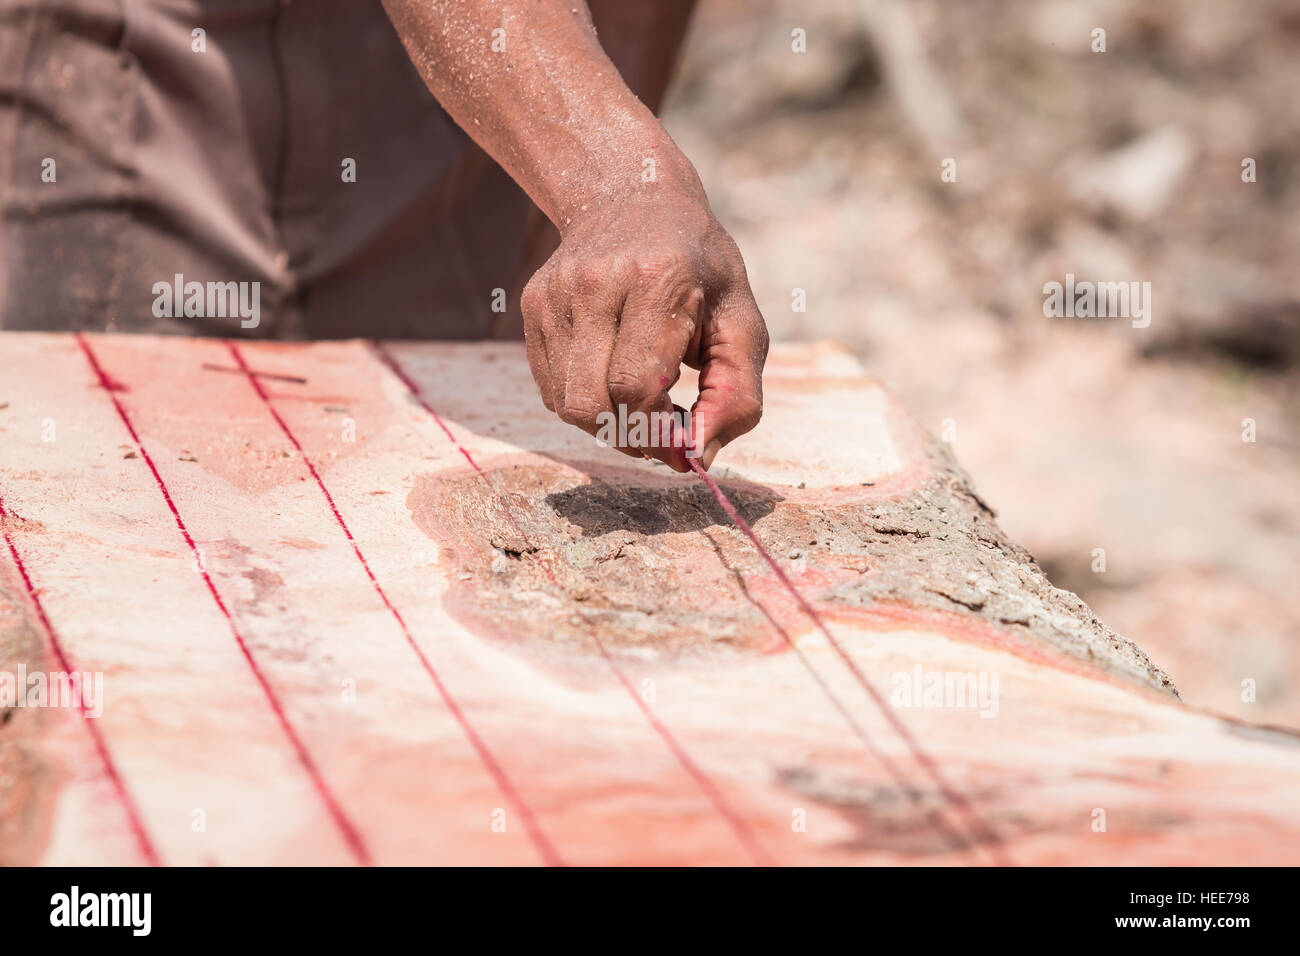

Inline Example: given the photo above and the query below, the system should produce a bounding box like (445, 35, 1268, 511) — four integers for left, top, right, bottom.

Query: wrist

(545, 119, 705, 236)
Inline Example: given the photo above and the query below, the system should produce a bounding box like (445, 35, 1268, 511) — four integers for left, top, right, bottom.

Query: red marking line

(0, 496, 161, 866)
(74, 333, 372, 866)
(705, 533, 979, 859)
(226, 342, 563, 868)
(201, 362, 308, 385)
(373, 343, 772, 866)
(688, 456, 1013, 866)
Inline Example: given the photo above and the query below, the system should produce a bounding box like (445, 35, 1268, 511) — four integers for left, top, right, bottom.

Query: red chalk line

(687, 456, 1013, 866)
(227, 342, 563, 868)
(0, 495, 161, 866)
(373, 343, 773, 866)
(378, 341, 1005, 865)
(704, 531, 980, 859)
(380, 342, 1007, 864)
(75, 333, 373, 866)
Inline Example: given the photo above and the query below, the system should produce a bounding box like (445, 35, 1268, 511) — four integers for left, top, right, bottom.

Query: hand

(521, 184, 769, 472)
(382, 0, 764, 465)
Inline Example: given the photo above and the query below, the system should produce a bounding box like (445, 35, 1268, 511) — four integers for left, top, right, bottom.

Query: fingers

(525, 266, 620, 436)
(690, 288, 769, 470)
(558, 286, 621, 439)
(544, 296, 574, 416)
(607, 284, 703, 472)
(521, 273, 555, 412)
(523, 250, 768, 475)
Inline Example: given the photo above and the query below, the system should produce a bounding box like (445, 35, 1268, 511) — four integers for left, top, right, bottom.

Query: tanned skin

(383, 0, 768, 472)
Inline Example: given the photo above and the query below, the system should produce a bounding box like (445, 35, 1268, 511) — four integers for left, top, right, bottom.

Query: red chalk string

(687, 456, 1012, 866)
(226, 342, 564, 868)
(373, 343, 773, 866)
(74, 333, 373, 866)
(706, 531, 980, 859)
(0, 494, 162, 867)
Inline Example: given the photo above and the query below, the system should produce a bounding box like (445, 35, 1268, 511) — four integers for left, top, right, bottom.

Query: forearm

(382, 0, 701, 232)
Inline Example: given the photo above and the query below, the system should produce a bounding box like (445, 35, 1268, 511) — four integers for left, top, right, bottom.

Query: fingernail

(701, 439, 722, 471)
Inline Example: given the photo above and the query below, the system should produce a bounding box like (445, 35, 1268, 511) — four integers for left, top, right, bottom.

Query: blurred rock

(1143, 256, 1300, 368)
(1067, 126, 1194, 220)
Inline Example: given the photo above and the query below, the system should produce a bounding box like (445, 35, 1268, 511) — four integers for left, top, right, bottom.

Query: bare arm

(383, 0, 767, 471)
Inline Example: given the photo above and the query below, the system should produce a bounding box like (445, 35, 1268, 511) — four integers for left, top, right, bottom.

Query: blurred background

(661, 0, 1299, 726)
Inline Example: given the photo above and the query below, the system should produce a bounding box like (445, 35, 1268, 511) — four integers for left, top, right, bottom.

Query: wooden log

(0, 332, 1296, 865)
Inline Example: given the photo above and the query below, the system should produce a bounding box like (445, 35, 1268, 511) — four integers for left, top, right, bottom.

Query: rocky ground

(664, 0, 1300, 726)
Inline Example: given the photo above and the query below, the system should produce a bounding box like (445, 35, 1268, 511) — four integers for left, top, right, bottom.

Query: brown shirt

(0, 0, 546, 338)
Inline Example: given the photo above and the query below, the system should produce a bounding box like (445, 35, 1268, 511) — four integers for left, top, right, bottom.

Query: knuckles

(557, 395, 605, 428)
(629, 253, 693, 287)
(606, 364, 654, 409)
(543, 248, 708, 306)
(520, 271, 548, 324)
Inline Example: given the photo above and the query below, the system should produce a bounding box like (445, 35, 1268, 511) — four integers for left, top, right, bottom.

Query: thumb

(689, 293, 768, 470)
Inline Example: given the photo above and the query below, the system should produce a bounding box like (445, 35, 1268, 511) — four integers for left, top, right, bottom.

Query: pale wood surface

(1, 333, 1296, 865)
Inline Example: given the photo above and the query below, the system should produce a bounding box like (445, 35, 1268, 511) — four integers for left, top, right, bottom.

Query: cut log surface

(1, 332, 1297, 865)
